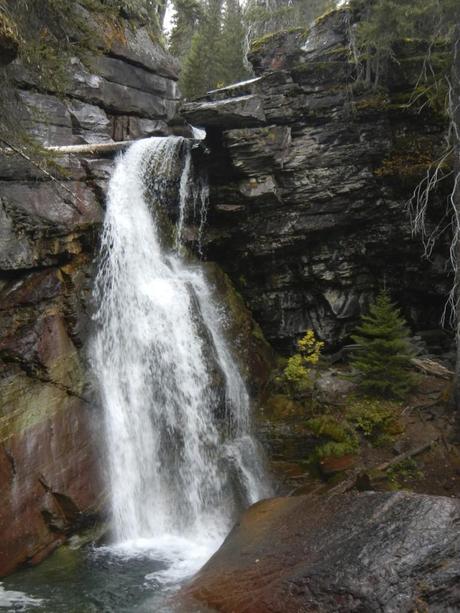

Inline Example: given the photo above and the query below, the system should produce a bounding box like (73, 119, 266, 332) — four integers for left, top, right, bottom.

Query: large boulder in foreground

(182, 491, 460, 612)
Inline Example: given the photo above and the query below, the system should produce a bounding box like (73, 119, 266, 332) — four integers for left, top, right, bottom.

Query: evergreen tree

(169, 0, 203, 61)
(350, 291, 415, 398)
(351, 0, 460, 90)
(180, 0, 223, 98)
(218, 0, 250, 86)
(180, 27, 210, 98)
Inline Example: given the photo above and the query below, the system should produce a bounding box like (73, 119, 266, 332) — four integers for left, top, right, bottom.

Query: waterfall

(91, 137, 269, 579)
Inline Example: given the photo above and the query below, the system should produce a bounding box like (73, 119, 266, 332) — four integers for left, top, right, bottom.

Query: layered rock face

(183, 491, 460, 612)
(0, 7, 180, 575)
(183, 8, 451, 354)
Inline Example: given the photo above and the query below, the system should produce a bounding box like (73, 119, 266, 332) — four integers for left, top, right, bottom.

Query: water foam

(92, 137, 270, 583)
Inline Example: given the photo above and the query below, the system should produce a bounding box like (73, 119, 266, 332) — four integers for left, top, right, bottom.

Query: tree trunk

(43, 141, 133, 154)
(453, 29, 460, 422)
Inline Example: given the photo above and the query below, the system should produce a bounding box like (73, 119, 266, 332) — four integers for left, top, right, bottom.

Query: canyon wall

(0, 0, 456, 578)
(183, 7, 452, 354)
(0, 5, 180, 575)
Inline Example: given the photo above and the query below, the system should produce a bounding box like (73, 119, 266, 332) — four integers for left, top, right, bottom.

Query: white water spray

(92, 137, 269, 580)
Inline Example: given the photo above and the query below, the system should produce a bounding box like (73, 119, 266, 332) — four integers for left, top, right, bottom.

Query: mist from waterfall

(91, 137, 270, 582)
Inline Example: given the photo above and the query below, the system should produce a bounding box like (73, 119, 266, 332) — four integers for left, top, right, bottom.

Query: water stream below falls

(2, 137, 270, 612)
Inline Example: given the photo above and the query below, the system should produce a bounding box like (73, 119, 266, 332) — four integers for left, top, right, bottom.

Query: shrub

(350, 290, 415, 398)
(346, 398, 403, 445)
(284, 329, 324, 391)
(307, 415, 359, 459)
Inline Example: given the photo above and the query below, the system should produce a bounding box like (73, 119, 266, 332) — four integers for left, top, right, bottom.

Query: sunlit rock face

(0, 2, 180, 576)
(182, 7, 452, 354)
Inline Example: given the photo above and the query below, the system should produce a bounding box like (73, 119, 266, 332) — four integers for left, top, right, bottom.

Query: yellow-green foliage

(0, 7, 17, 42)
(284, 330, 324, 391)
(306, 396, 403, 464)
(297, 330, 324, 363)
(284, 354, 310, 387)
(307, 415, 359, 458)
(346, 398, 403, 445)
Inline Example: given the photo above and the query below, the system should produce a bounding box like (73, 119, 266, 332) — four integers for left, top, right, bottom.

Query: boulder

(182, 491, 460, 612)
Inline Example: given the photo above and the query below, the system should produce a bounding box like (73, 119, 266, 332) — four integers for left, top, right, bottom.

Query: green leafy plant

(284, 329, 324, 392)
(350, 291, 415, 398)
(307, 415, 359, 459)
(346, 397, 403, 445)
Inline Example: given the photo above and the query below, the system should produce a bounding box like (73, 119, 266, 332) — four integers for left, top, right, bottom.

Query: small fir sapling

(350, 290, 415, 398)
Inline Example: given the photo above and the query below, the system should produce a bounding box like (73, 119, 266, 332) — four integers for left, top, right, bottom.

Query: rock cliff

(182, 490, 460, 612)
(182, 7, 452, 354)
(0, 4, 180, 575)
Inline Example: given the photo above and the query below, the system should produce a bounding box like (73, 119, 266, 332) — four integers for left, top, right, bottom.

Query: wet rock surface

(183, 491, 460, 613)
(182, 8, 451, 354)
(0, 3, 180, 576)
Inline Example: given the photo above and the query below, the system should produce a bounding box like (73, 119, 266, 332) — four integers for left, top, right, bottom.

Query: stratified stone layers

(0, 4, 180, 575)
(183, 9, 451, 353)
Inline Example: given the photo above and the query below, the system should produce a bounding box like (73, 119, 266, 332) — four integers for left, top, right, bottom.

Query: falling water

(91, 137, 269, 581)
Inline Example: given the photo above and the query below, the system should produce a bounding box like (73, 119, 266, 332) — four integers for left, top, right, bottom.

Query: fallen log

(0, 141, 133, 157)
(411, 357, 454, 379)
(375, 439, 437, 472)
(0, 137, 85, 212)
(44, 141, 132, 154)
(289, 439, 438, 497)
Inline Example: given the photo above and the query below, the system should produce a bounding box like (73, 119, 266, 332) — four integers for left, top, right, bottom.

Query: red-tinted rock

(0, 258, 105, 576)
(319, 453, 356, 476)
(182, 492, 460, 612)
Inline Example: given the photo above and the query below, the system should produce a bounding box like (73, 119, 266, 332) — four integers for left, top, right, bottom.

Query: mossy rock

(262, 394, 306, 422)
(373, 133, 448, 181)
(250, 27, 308, 54)
(291, 60, 352, 84)
(203, 262, 275, 395)
(306, 415, 359, 463)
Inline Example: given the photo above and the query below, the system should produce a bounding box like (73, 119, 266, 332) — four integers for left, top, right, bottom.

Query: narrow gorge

(0, 1, 460, 612)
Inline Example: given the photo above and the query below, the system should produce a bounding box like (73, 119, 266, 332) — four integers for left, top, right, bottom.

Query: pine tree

(350, 291, 415, 398)
(180, 28, 210, 98)
(169, 0, 204, 61)
(180, 0, 223, 99)
(218, 0, 250, 86)
(351, 0, 460, 90)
